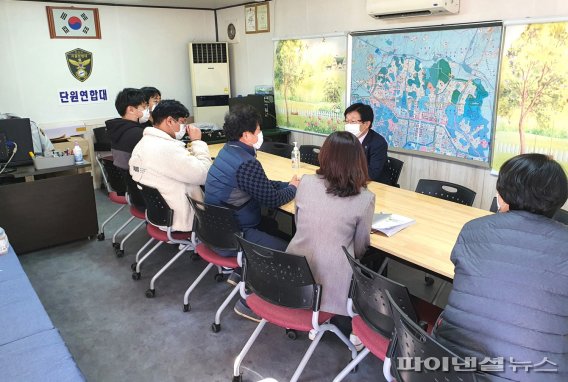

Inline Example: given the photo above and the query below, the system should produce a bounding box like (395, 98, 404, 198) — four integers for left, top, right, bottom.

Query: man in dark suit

(344, 103, 389, 184)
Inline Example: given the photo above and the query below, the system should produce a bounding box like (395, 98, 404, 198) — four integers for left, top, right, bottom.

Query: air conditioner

(188, 42, 231, 127)
(367, 0, 459, 20)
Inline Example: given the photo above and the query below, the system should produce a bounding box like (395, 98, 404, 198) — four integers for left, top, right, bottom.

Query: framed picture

(256, 3, 270, 33)
(245, 4, 257, 34)
(46, 6, 101, 39)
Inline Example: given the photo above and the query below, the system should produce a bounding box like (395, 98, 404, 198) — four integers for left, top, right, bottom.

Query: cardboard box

(52, 137, 90, 160)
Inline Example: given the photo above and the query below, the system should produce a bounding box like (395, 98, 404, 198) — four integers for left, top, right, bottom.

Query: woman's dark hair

(141, 87, 161, 103)
(151, 99, 189, 125)
(344, 103, 374, 126)
(223, 104, 261, 141)
(497, 153, 568, 218)
(316, 131, 369, 197)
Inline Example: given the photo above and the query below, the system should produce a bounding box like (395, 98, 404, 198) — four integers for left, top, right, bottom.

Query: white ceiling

(22, 0, 263, 10)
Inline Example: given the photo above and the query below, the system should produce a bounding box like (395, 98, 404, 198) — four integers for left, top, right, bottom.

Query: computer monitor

(229, 94, 277, 130)
(0, 118, 34, 168)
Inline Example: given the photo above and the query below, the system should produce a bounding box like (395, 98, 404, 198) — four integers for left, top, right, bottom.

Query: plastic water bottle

(291, 141, 300, 169)
(73, 141, 83, 164)
(0, 227, 9, 255)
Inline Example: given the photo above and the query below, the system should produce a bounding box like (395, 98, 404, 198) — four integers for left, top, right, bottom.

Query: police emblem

(65, 48, 93, 82)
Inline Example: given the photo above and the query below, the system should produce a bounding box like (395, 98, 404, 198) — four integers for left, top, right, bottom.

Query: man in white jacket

(129, 100, 212, 232)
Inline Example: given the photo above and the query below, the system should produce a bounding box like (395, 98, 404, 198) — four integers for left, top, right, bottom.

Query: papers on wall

(372, 213, 415, 237)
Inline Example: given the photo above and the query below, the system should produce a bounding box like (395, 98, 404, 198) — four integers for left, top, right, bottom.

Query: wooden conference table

(207, 143, 490, 280)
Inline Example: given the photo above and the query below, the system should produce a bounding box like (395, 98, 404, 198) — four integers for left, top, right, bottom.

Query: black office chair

(183, 196, 244, 333)
(415, 179, 476, 206)
(384, 157, 404, 187)
(552, 208, 568, 225)
(333, 247, 442, 382)
(259, 141, 294, 158)
(133, 183, 193, 298)
(386, 290, 508, 382)
(92, 126, 112, 152)
(97, 157, 128, 242)
(415, 179, 476, 288)
(232, 237, 357, 382)
(489, 197, 498, 213)
(299, 145, 320, 166)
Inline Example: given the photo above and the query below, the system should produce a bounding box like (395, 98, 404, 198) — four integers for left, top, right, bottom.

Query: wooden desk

(207, 143, 490, 279)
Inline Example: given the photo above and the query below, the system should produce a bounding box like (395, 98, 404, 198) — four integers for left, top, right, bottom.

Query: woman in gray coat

(286, 131, 375, 316)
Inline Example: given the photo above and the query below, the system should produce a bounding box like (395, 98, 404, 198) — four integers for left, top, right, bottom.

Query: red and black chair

(132, 183, 193, 298)
(97, 157, 128, 242)
(232, 237, 358, 382)
(183, 196, 243, 333)
(333, 247, 442, 382)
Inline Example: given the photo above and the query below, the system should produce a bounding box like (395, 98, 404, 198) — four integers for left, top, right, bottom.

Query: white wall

(0, 0, 216, 125)
(216, 0, 568, 209)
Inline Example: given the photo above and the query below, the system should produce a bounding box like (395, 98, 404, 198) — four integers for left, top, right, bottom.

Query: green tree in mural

(274, 40, 305, 126)
(323, 78, 341, 103)
(498, 23, 568, 153)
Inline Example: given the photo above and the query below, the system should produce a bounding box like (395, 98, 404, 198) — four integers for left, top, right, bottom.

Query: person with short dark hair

(286, 131, 375, 316)
(344, 103, 389, 183)
(105, 88, 147, 170)
(433, 153, 568, 382)
(140, 87, 162, 127)
(129, 100, 211, 232)
(205, 104, 299, 321)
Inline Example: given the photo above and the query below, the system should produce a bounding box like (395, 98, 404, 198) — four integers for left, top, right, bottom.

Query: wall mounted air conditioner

(367, 0, 460, 20)
(188, 42, 230, 127)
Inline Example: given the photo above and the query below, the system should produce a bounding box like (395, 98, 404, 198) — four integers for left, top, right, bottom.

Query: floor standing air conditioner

(188, 42, 230, 127)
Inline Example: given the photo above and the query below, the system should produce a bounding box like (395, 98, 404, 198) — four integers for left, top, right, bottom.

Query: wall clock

(227, 23, 236, 41)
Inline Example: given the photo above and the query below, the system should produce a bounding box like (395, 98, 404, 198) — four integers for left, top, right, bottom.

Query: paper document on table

(372, 213, 415, 237)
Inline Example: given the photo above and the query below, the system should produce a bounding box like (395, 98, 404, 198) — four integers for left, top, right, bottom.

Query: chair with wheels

(110, 169, 147, 257)
(415, 179, 476, 288)
(299, 145, 320, 166)
(132, 183, 193, 298)
(232, 237, 358, 382)
(183, 196, 243, 333)
(259, 141, 294, 159)
(385, 290, 508, 382)
(384, 157, 404, 188)
(333, 247, 442, 382)
(98, 157, 128, 242)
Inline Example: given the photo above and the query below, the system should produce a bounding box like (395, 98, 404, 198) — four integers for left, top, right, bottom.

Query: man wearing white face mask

(140, 86, 162, 127)
(106, 88, 147, 170)
(129, 100, 212, 232)
(344, 103, 389, 183)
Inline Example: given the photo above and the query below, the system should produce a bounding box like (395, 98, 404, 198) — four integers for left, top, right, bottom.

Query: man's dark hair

(344, 103, 374, 127)
(115, 88, 145, 117)
(497, 153, 568, 218)
(151, 100, 189, 125)
(223, 104, 261, 141)
(316, 131, 369, 197)
(141, 87, 161, 103)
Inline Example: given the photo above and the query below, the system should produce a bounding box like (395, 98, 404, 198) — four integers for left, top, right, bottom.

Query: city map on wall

(493, 21, 568, 173)
(274, 36, 347, 135)
(350, 22, 503, 166)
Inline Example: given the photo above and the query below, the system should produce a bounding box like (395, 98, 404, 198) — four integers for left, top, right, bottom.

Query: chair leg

(119, 219, 145, 251)
(233, 319, 267, 379)
(214, 282, 241, 326)
(99, 204, 126, 235)
(148, 246, 190, 291)
(135, 238, 155, 263)
(332, 348, 370, 382)
(112, 216, 135, 246)
(290, 329, 326, 382)
(135, 241, 163, 273)
(183, 263, 214, 309)
(321, 323, 358, 359)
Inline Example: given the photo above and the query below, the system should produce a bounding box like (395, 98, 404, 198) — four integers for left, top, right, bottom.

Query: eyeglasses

(344, 119, 363, 124)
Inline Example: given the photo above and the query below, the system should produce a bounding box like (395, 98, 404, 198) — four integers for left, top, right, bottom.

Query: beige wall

(217, 0, 568, 210)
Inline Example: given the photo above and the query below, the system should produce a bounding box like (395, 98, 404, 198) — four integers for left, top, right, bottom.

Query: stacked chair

(232, 237, 358, 382)
(132, 183, 194, 298)
(183, 196, 243, 333)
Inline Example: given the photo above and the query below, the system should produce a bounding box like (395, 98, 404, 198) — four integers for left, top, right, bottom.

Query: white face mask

(175, 123, 187, 140)
(496, 193, 501, 212)
(344, 123, 361, 136)
(151, 103, 158, 112)
(139, 107, 150, 123)
(252, 131, 264, 150)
